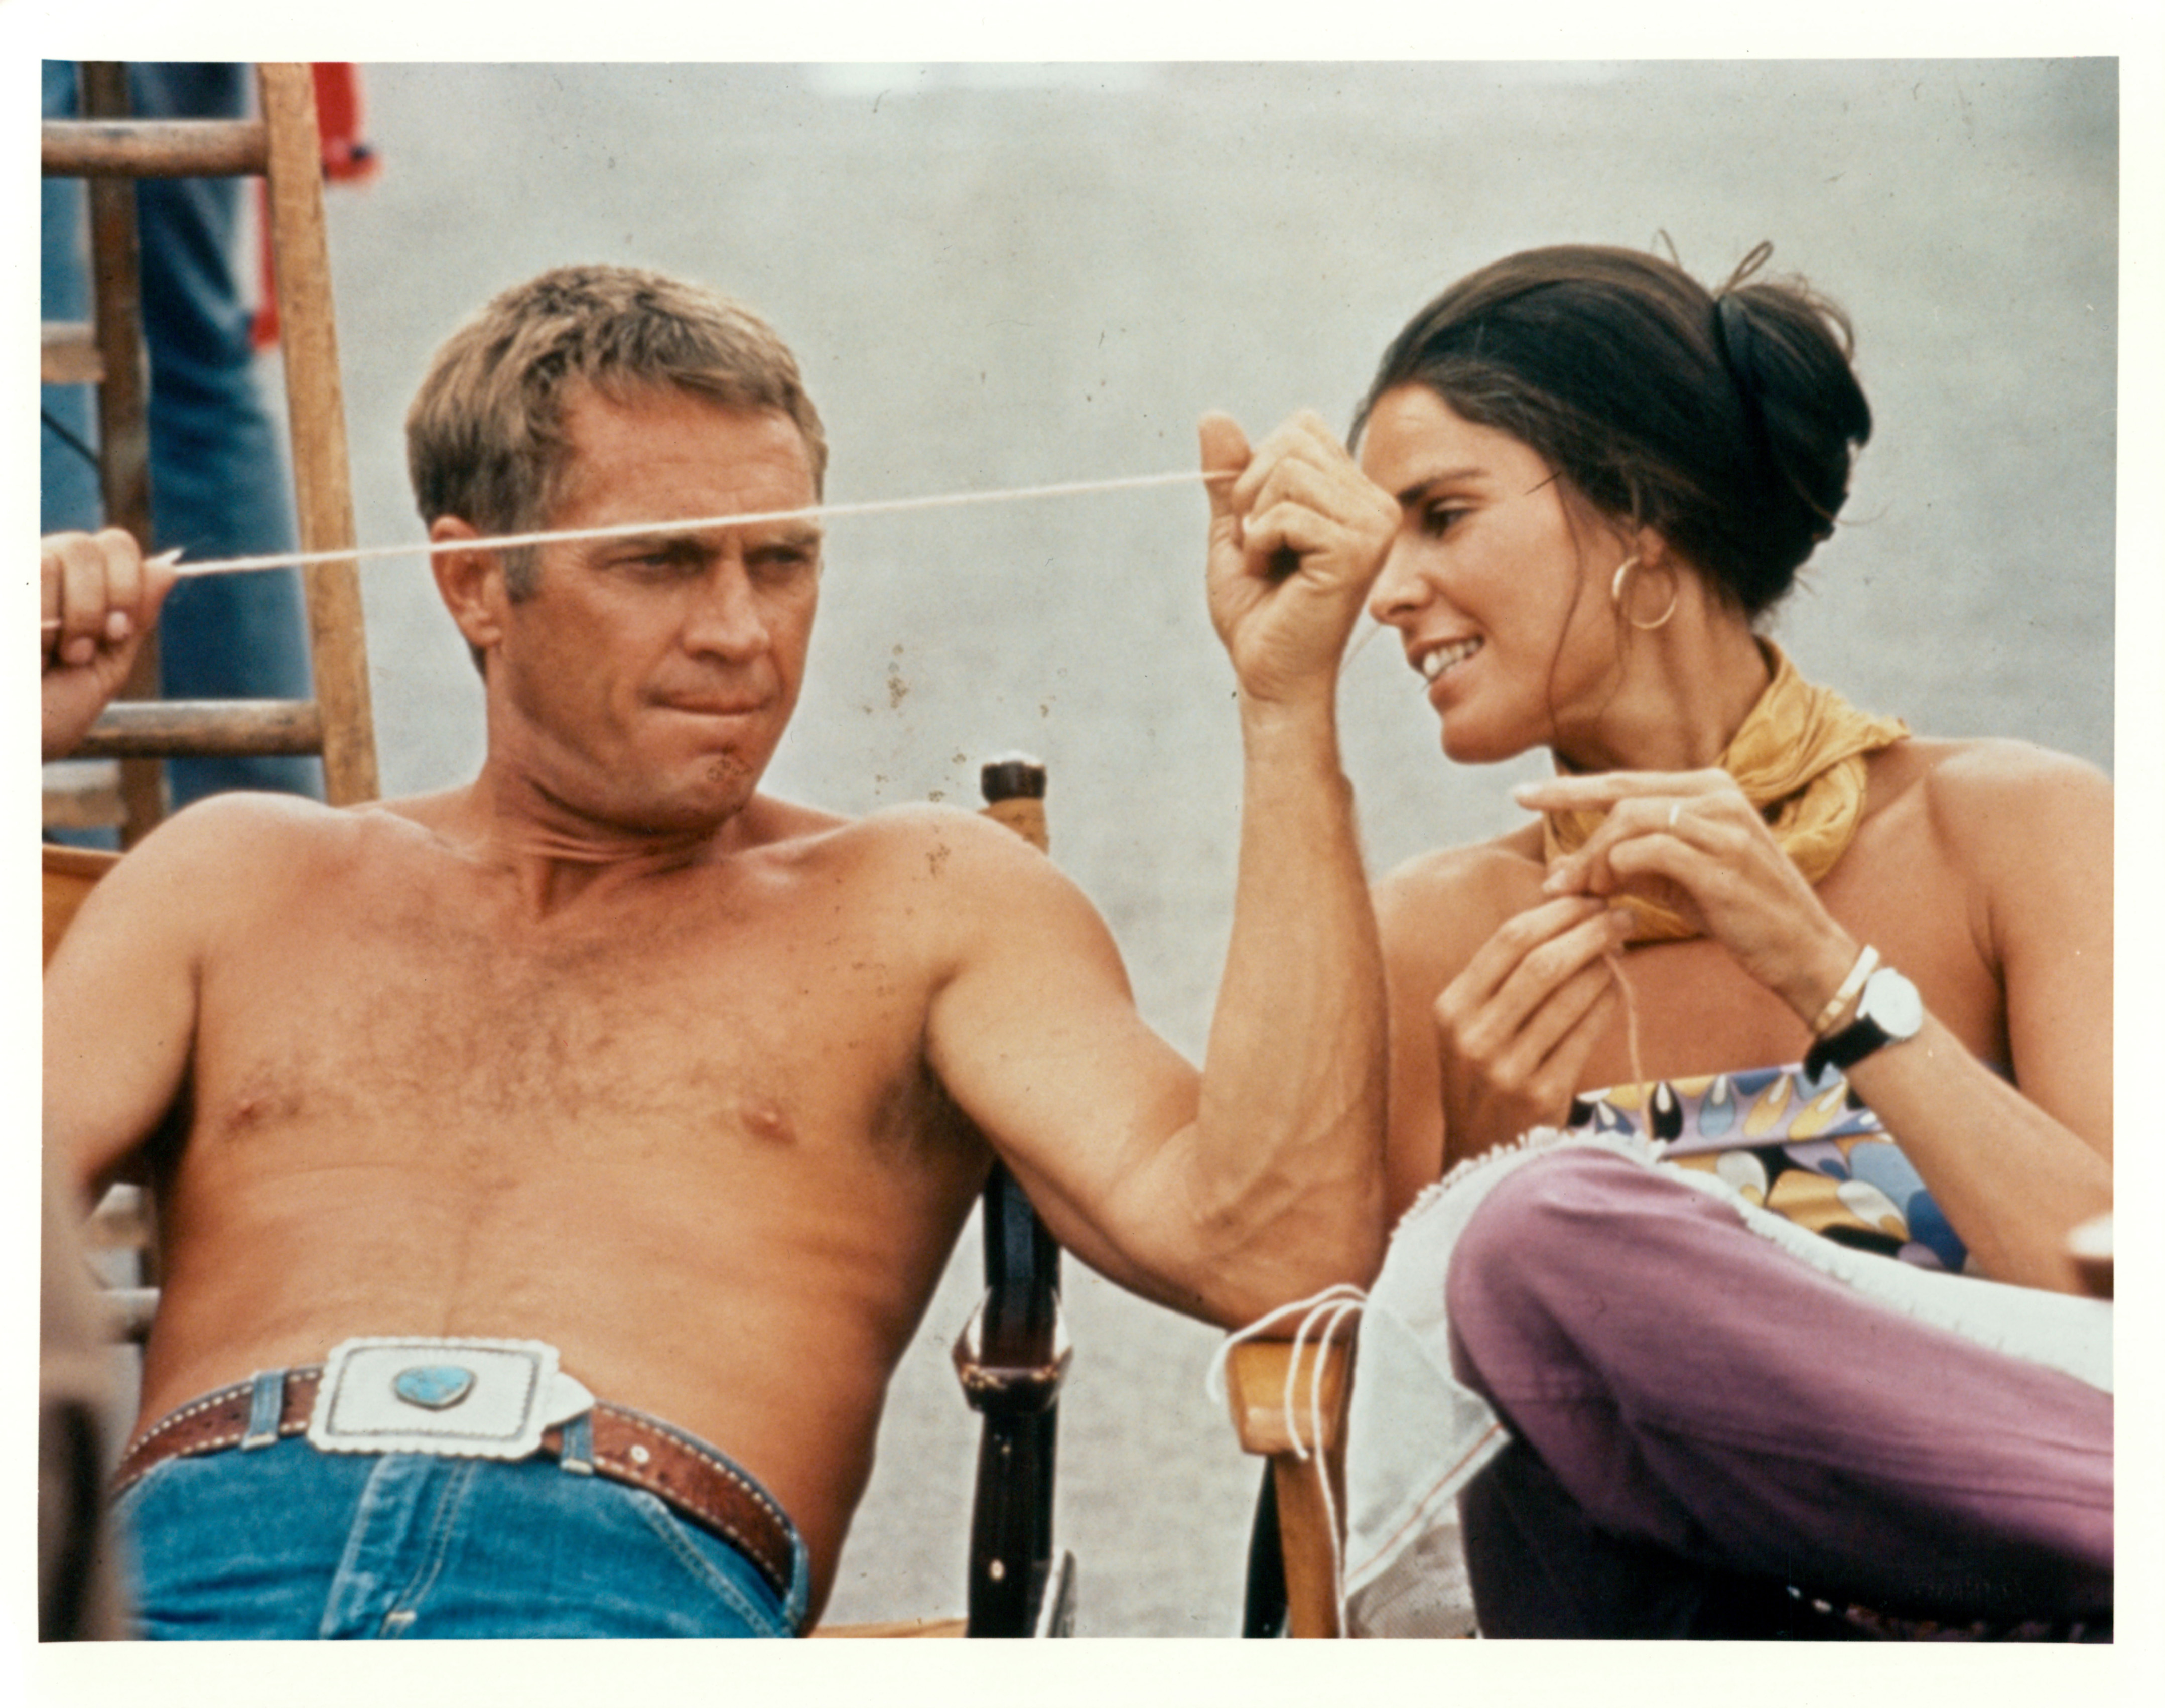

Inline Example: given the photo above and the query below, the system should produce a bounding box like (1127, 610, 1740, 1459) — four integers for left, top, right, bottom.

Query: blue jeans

(114, 1431, 811, 1638)
(42, 60, 322, 807)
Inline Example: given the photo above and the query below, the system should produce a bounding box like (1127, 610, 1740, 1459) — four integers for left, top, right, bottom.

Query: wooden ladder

(41, 61, 378, 842)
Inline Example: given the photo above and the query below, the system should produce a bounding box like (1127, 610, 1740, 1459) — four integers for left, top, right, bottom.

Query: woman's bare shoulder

(1374, 823, 1547, 964)
(1877, 733, 2107, 793)
(1867, 736, 2110, 921)
(1377, 821, 1543, 903)
(1874, 735, 2109, 835)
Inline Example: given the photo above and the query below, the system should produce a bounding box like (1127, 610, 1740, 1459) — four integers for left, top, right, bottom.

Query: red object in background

(312, 63, 380, 184)
(253, 65, 378, 349)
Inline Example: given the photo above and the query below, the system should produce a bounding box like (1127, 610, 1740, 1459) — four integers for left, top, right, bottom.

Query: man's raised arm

(923, 412, 1394, 1327)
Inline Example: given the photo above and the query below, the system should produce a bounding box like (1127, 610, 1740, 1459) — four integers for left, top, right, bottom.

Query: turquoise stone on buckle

(308, 1336, 595, 1459)
(392, 1365, 476, 1410)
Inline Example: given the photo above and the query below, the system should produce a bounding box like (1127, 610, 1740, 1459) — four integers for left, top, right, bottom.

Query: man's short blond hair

(405, 265, 827, 596)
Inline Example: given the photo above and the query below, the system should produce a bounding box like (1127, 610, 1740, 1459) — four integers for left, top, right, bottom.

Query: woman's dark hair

(1352, 243, 1872, 617)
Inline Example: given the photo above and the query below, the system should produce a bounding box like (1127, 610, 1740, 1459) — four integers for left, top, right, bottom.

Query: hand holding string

(41, 530, 181, 762)
(1199, 410, 1397, 712)
(1518, 768, 1859, 1023)
(1431, 894, 1637, 1161)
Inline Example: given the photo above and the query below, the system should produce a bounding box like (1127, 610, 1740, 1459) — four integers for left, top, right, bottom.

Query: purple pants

(1445, 1150, 2112, 1638)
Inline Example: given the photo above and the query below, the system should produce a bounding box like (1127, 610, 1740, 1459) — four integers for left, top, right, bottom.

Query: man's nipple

(738, 1098, 797, 1146)
(216, 1083, 301, 1142)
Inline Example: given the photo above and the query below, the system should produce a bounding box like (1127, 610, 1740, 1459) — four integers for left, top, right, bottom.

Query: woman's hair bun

(1358, 241, 1872, 615)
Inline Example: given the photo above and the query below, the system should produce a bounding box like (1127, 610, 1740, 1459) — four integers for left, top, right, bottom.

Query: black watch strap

(1804, 1014, 1891, 1081)
(1804, 965, 1922, 1082)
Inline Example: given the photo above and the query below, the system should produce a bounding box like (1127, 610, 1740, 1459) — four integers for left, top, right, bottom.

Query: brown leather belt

(110, 1368, 797, 1603)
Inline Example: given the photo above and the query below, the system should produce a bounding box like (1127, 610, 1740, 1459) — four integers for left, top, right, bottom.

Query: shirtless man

(43, 265, 1392, 1638)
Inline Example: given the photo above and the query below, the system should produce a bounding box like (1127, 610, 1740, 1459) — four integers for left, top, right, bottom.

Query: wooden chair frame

(1225, 1334, 1354, 1638)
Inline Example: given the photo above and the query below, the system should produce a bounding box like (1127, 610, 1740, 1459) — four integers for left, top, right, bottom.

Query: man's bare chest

(188, 877, 945, 1160)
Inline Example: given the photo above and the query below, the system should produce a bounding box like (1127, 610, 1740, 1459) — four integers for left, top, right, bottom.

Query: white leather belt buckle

(308, 1336, 596, 1459)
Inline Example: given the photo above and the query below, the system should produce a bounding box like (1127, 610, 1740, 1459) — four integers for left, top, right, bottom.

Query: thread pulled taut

(106, 468, 1241, 585)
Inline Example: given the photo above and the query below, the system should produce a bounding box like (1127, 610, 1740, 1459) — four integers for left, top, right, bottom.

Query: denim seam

(376, 1458, 479, 1636)
(322, 1455, 396, 1639)
(319, 1455, 468, 1639)
(620, 1485, 791, 1636)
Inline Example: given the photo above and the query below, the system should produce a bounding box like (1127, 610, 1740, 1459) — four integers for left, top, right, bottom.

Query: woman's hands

(1200, 410, 1396, 711)
(1431, 894, 1636, 1159)
(1432, 766, 1856, 1162)
(1515, 767, 1859, 1025)
(1456, 753, 2115, 1293)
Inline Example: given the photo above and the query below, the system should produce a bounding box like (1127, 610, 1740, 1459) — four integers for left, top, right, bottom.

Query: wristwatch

(1803, 964, 1924, 1081)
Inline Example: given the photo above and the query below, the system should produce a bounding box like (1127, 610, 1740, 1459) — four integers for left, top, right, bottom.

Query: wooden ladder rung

(72, 700, 325, 760)
(42, 321, 104, 385)
(42, 118, 269, 179)
(42, 763, 126, 832)
(41, 64, 378, 839)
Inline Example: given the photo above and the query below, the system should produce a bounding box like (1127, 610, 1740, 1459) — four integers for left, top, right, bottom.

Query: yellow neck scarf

(1542, 642, 1908, 943)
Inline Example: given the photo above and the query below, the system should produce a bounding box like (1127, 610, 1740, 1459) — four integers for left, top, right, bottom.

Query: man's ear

(429, 517, 507, 657)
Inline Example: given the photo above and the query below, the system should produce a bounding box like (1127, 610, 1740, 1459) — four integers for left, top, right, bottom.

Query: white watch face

(1859, 967, 1923, 1040)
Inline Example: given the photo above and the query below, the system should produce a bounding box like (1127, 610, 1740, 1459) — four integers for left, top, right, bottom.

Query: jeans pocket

(618, 1487, 796, 1637)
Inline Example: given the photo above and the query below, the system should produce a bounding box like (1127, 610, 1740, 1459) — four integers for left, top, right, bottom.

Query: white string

(150, 467, 1231, 581)
(1207, 1282, 1366, 1637)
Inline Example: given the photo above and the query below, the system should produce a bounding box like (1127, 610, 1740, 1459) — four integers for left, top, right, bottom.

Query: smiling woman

(1356, 384, 1750, 772)
(1215, 240, 2113, 1639)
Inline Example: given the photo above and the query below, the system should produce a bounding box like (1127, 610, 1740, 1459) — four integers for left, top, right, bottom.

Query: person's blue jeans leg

(41, 62, 102, 535)
(114, 1434, 808, 1639)
(41, 60, 323, 808)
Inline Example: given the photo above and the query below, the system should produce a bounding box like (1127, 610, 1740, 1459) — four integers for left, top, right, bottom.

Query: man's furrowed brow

(595, 527, 701, 557)
(604, 518, 823, 553)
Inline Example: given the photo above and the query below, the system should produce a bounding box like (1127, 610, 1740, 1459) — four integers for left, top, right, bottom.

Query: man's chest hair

(191, 893, 940, 1147)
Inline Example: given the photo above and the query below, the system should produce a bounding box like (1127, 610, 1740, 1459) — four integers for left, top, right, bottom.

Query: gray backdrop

(315, 61, 2112, 1635)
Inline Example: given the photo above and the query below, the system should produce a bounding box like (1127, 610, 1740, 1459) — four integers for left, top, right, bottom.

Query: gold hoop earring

(1610, 555, 1679, 632)
(1629, 581, 1679, 632)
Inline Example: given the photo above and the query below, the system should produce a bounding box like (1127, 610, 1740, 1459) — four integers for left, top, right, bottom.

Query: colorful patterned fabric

(1568, 1063, 1968, 1272)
